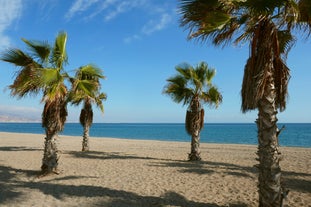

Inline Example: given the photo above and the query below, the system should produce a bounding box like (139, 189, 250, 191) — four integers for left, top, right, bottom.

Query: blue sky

(0, 0, 310, 123)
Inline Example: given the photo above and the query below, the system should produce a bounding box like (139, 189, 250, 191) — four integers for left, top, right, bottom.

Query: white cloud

(66, 0, 149, 22)
(83, 0, 117, 20)
(0, 0, 22, 48)
(104, 0, 146, 21)
(123, 34, 141, 44)
(65, 0, 99, 20)
(141, 13, 172, 35)
(124, 11, 174, 43)
(36, 0, 60, 21)
(65, 0, 174, 43)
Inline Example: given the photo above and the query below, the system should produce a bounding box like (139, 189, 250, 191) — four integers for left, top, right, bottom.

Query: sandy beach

(0, 132, 310, 207)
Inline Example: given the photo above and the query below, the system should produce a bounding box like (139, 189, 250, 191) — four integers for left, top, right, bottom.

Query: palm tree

(164, 62, 222, 161)
(68, 64, 107, 151)
(179, 0, 310, 206)
(1, 31, 69, 175)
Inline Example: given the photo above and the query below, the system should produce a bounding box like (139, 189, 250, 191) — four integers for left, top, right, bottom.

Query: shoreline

(1, 131, 310, 149)
(0, 132, 310, 206)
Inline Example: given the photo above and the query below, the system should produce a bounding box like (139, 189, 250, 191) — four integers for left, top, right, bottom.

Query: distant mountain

(0, 115, 40, 123)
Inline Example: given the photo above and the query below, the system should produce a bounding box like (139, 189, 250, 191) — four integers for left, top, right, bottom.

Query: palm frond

(68, 90, 85, 105)
(52, 31, 68, 69)
(298, 0, 311, 34)
(94, 93, 107, 112)
(242, 0, 286, 14)
(42, 78, 67, 103)
(79, 99, 94, 127)
(273, 57, 290, 112)
(241, 19, 291, 112)
(277, 30, 296, 59)
(77, 64, 106, 80)
(75, 79, 98, 97)
(9, 66, 42, 98)
(1, 49, 43, 97)
(241, 58, 256, 112)
(175, 64, 192, 80)
(179, 0, 236, 44)
(21, 38, 50, 64)
(1, 49, 35, 66)
(185, 110, 193, 135)
(201, 86, 223, 107)
(200, 108, 205, 130)
(204, 65, 216, 85)
(163, 75, 194, 105)
(38, 68, 62, 87)
(42, 97, 67, 132)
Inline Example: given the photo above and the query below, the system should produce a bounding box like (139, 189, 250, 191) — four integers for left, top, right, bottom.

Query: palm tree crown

(69, 64, 107, 122)
(164, 61, 222, 108)
(179, 0, 311, 112)
(1, 31, 69, 131)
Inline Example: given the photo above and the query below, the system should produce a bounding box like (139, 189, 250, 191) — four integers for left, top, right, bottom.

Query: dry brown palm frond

(42, 97, 67, 133)
(200, 109, 205, 130)
(241, 58, 257, 112)
(80, 108, 93, 127)
(80, 109, 86, 126)
(241, 19, 290, 113)
(185, 110, 193, 135)
(273, 57, 290, 111)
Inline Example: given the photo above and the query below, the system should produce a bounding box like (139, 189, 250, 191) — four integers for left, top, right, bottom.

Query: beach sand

(0, 132, 310, 207)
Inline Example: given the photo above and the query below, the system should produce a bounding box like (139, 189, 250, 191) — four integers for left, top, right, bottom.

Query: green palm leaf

(76, 80, 98, 96)
(164, 61, 222, 107)
(8, 66, 41, 98)
(180, 0, 233, 42)
(78, 64, 106, 80)
(38, 68, 61, 86)
(52, 31, 68, 69)
(68, 64, 106, 113)
(21, 38, 50, 64)
(94, 92, 107, 112)
(1, 49, 35, 66)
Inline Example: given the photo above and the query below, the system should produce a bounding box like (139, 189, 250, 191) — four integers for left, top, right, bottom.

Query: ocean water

(0, 123, 310, 147)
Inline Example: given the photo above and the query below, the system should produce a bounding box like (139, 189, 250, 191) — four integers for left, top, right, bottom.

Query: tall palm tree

(1, 31, 69, 175)
(68, 64, 106, 151)
(179, 0, 310, 206)
(164, 62, 222, 161)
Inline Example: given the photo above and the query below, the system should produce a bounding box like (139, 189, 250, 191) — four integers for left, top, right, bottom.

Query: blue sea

(0, 123, 310, 147)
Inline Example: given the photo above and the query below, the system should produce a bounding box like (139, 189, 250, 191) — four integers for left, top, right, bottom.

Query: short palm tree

(2, 32, 70, 175)
(68, 64, 106, 151)
(179, 0, 310, 206)
(164, 62, 222, 161)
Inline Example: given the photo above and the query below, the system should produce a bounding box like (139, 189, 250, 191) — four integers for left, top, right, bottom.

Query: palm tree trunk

(189, 128, 201, 161)
(187, 96, 202, 161)
(80, 99, 93, 152)
(41, 99, 67, 175)
(256, 73, 285, 206)
(82, 125, 90, 151)
(41, 130, 59, 174)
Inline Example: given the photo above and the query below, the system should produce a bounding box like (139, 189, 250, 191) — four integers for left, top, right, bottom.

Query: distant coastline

(0, 115, 40, 123)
